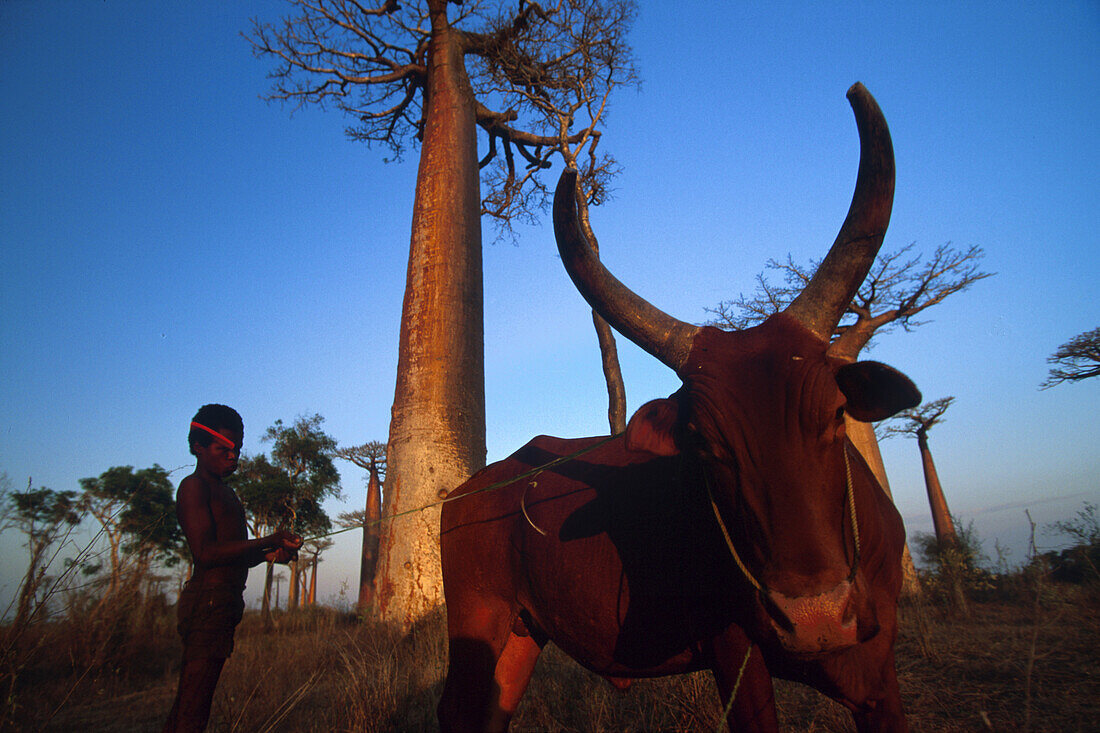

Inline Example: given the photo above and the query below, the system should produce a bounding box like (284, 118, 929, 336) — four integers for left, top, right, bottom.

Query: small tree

(3, 481, 81, 630)
(912, 516, 987, 613)
(1041, 327, 1100, 389)
(254, 415, 341, 611)
(78, 465, 181, 598)
(234, 453, 294, 618)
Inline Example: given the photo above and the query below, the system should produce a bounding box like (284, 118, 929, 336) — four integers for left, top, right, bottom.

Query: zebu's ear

(625, 398, 681, 456)
(836, 361, 921, 422)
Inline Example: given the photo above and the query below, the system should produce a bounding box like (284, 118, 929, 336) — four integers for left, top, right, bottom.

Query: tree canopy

(1041, 327, 1100, 389)
(234, 414, 342, 537)
(2, 482, 82, 628)
(707, 243, 993, 358)
(248, 0, 639, 235)
(879, 396, 955, 441)
(78, 465, 183, 582)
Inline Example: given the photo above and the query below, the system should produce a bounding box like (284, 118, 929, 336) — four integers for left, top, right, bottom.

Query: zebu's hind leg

(491, 630, 543, 726)
(438, 598, 542, 733)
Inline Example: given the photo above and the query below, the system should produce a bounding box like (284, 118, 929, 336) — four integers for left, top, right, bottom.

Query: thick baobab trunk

(358, 464, 382, 616)
(917, 431, 957, 546)
(376, 18, 486, 630)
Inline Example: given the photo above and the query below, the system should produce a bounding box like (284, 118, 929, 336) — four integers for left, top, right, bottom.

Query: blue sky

(1, 1, 1097, 609)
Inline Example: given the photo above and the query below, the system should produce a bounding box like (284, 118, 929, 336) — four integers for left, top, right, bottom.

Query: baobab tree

(2, 482, 81, 631)
(708, 242, 992, 593)
(250, 0, 639, 628)
(334, 441, 386, 616)
(880, 397, 958, 546)
(1041, 326, 1100, 388)
(881, 396, 973, 612)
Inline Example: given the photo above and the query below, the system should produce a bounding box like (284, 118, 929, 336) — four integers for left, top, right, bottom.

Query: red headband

(190, 421, 237, 449)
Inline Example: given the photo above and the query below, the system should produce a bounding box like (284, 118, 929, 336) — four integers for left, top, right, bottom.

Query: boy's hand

(265, 547, 294, 565)
(267, 530, 302, 563)
(275, 529, 303, 552)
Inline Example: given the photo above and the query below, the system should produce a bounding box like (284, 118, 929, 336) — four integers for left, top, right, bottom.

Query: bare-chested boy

(163, 404, 302, 733)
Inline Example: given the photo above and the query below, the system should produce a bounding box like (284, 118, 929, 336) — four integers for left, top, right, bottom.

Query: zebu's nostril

(765, 580, 858, 655)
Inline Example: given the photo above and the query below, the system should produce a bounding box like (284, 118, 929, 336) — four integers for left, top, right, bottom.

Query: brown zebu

(439, 84, 919, 732)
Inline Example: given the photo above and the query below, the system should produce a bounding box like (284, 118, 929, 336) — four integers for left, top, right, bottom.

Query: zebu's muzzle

(765, 580, 858, 655)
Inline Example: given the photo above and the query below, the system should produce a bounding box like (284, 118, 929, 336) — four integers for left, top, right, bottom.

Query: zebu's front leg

(710, 628, 779, 733)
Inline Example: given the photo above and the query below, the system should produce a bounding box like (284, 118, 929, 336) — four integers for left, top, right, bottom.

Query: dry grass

(3, 582, 1098, 732)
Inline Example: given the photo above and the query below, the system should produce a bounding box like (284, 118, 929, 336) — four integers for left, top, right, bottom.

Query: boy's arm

(177, 476, 301, 569)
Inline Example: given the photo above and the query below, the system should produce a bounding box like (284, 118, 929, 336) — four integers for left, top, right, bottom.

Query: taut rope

(304, 433, 622, 543)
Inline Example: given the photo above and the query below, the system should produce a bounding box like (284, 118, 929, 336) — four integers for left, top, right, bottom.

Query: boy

(163, 404, 302, 733)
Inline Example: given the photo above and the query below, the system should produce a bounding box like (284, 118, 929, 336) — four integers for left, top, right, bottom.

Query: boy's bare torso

(182, 473, 250, 588)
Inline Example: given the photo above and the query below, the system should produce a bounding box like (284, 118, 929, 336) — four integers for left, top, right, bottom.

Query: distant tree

(301, 537, 334, 606)
(707, 243, 992, 595)
(880, 397, 958, 546)
(250, 0, 638, 630)
(335, 441, 386, 616)
(883, 396, 980, 612)
(333, 441, 387, 487)
(258, 415, 341, 611)
(1041, 327, 1100, 389)
(78, 465, 181, 597)
(2, 481, 81, 630)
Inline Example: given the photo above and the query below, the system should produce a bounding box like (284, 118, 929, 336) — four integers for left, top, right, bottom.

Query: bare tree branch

(705, 243, 993, 355)
(878, 396, 955, 441)
(1041, 327, 1100, 389)
(248, 0, 639, 228)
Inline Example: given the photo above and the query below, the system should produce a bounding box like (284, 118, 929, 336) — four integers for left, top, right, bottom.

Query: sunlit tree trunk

(917, 429, 967, 612)
(917, 430, 956, 546)
(307, 556, 317, 606)
(376, 9, 486, 631)
(12, 541, 47, 631)
(287, 558, 300, 611)
(261, 561, 274, 628)
(358, 464, 382, 616)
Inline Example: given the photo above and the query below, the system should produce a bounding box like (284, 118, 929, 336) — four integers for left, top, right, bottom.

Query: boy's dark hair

(189, 404, 243, 455)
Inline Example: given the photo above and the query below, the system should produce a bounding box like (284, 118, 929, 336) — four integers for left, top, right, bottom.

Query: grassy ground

(3, 583, 1097, 732)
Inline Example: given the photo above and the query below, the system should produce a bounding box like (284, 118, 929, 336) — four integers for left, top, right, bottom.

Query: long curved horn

(785, 83, 896, 339)
(553, 170, 700, 371)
